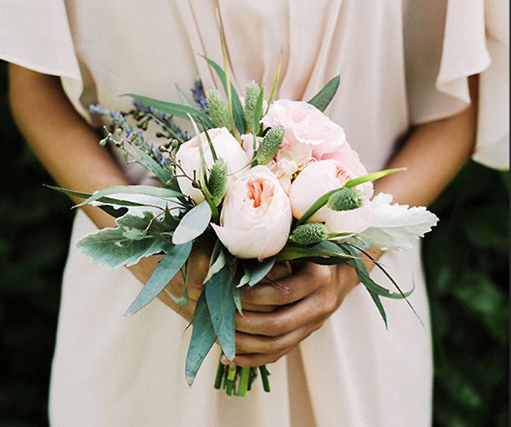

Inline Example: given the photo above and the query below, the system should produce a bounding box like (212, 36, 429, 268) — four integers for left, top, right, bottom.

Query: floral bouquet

(49, 50, 438, 397)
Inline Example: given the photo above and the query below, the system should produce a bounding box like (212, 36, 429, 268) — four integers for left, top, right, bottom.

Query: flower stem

(259, 365, 271, 392)
(214, 358, 225, 390)
(237, 367, 251, 397)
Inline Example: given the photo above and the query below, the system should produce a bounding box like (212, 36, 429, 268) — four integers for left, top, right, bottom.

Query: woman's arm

(8, 64, 208, 321)
(232, 76, 479, 367)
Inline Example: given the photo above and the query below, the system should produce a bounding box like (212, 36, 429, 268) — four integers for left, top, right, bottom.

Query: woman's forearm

(375, 76, 478, 207)
(8, 64, 129, 229)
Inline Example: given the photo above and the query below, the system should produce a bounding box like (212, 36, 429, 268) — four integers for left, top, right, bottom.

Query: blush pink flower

(262, 100, 346, 159)
(290, 156, 373, 235)
(212, 166, 292, 260)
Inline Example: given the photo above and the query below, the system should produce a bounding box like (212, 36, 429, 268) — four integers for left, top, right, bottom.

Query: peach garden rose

(212, 166, 292, 260)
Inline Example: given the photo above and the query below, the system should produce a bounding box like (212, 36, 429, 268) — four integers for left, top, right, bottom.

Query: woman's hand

(230, 262, 362, 367)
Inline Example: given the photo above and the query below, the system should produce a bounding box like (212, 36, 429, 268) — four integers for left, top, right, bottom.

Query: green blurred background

(0, 61, 509, 427)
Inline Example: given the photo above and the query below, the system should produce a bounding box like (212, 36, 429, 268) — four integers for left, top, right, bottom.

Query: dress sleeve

(404, 0, 509, 170)
(0, 0, 81, 80)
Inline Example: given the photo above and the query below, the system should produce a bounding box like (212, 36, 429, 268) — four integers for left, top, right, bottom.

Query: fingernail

(221, 356, 230, 365)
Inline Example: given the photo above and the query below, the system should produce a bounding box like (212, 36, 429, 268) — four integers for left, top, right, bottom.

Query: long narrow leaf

(205, 266, 236, 361)
(75, 185, 183, 208)
(308, 76, 341, 112)
(45, 185, 147, 207)
(345, 168, 406, 189)
(125, 94, 212, 127)
(185, 292, 217, 385)
(124, 242, 193, 316)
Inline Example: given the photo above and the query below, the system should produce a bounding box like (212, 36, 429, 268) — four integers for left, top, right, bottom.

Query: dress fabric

(0, 0, 509, 426)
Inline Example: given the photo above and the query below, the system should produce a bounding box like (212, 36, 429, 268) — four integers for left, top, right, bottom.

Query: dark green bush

(0, 62, 508, 427)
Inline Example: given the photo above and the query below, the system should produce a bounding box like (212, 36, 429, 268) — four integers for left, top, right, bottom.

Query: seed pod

(257, 125, 285, 165)
(328, 188, 366, 212)
(209, 158, 228, 206)
(206, 89, 234, 132)
(290, 223, 330, 246)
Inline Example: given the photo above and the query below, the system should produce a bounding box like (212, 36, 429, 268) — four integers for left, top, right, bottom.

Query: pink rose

(290, 156, 373, 235)
(262, 100, 346, 158)
(212, 166, 292, 260)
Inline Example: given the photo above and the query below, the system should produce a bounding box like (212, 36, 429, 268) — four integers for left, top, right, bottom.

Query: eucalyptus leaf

(77, 212, 173, 269)
(75, 185, 183, 209)
(172, 202, 212, 245)
(233, 286, 243, 315)
(45, 185, 147, 207)
(124, 94, 212, 127)
(205, 266, 236, 361)
(246, 257, 276, 287)
(201, 55, 246, 134)
(125, 241, 193, 316)
(204, 248, 227, 284)
(185, 292, 217, 385)
(308, 76, 341, 112)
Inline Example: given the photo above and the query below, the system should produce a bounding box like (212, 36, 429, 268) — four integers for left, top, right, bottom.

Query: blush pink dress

(0, 1, 508, 426)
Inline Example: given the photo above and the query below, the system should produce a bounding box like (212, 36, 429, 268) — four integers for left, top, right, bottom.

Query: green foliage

(77, 212, 173, 268)
(206, 89, 234, 131)
(125, 241, 192, 316)
(172, 201, 212, 245)
(257, 124, 285, 165)
(327, 188, 365, 211)
(290, 223, 330, 245)
(424, 162, 509, 427)
(205, 266, 236, 360)
(185, 292, 217, 385)
(307, 75, 341, 112)
(0, 62, 74, 426)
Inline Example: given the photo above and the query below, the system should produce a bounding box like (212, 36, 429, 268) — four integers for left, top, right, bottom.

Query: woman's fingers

(236, 289, 333, 337)
(241, 263, 330, 307)
(232, 323, 321, 367)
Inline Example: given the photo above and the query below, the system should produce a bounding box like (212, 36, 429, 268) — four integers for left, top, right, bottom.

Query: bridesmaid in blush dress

(1, 0, 508, 426)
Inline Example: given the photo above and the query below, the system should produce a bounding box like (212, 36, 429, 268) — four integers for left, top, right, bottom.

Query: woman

(1, 1, 508, 426)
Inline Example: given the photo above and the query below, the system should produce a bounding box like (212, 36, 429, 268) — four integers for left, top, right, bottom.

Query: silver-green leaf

(172, 202, 212, 245)
(77, 213, 173, 269)
(205, 266, 236, 361)
(125, 241, 193, 316)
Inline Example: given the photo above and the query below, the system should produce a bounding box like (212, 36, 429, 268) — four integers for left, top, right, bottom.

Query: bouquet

(49, 48, 438, 398)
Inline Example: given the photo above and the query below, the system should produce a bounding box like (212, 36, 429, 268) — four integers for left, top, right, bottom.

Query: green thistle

(206, 89, 234, 131)
(290, 223, 330, 246)
(257, 125, 285, 165)
(328, 188, 366, 212)
(244, 81, 261, 134)
(209, 158, 228, 206)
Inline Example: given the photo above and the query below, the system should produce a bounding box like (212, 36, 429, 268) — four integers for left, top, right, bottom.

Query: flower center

(246, 179, 273, 209)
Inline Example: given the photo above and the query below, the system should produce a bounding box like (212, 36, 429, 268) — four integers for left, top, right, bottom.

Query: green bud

(328, 188, 366, 212)
(257, 125, 285, 165)
(206, 89, 234, 132)
(208, 158, 228, 206)
(244, 81, 261, 134)
(99, 136, 110, 147)
(290, 223, 330, 246)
